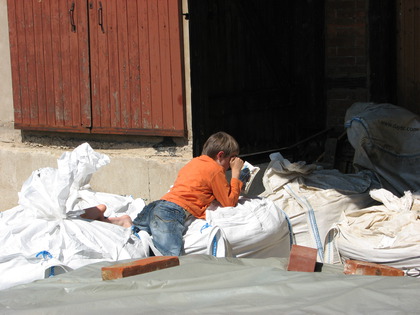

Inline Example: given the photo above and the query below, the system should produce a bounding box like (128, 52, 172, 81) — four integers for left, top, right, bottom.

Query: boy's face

(216, 151, 238, 172)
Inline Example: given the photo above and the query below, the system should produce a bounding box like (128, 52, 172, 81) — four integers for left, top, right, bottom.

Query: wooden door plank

(41, 0, 56, 127)
(68, 0, 81, 128)
(23, 0, 39, 125)
(50, 0, 64, 126)
(33, 0, 46, 126)
(76, 0, 92, 128)
(98, 0, 111, 128)
(168, 0, 185, 131)
(116, 0, 131, 130)
(138, 0, 152, 129)
(6, 0, 23, 124)
(15, 0, 30, 125)
(68, 0, 82, 128)
(106, 0, 121, 128)
(148, 0, 163, 129)
(89, 0, 101, 129)
(59, 0, 73, 126)
(157, 0, 174, 130)
(127, 0, 141, 129)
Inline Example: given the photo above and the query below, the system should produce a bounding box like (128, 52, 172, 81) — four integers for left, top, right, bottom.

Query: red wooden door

(88, 0, 185, 136)
(7, 0, 186, 136)
(7, 0, 91, 132)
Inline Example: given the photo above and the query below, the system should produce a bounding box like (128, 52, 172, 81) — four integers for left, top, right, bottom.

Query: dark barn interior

(188, 0, 326, 161)
(187, 0, 398, 168)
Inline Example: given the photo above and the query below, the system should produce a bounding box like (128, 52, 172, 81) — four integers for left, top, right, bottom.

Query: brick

(344, 260, 404, 277)
(287, 245, 318, 272)
(102, 256, 180, 280)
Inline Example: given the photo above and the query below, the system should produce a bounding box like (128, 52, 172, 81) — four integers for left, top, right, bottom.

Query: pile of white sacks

(0, 143, 291, 290)
(261, 152, 420, 275)
(3, 102, 420, 291)
(259, 102, 420, 277)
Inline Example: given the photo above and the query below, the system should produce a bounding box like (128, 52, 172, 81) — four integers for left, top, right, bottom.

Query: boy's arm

(230, 156, 244, 179)
(211, 171, 243, 208)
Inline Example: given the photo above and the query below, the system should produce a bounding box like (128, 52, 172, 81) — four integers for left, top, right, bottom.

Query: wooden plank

(33, 0, 46, 126)
(89, 0, 101, 129)
(168, 0, 185, 131)
(158, 0, 173, 130)
(127, 0, 141, 129)
(138, 0, 152, 129)
(41, 0, 56, 127)
(116, 0, 131, 130)
(6, 0, 23, 125)
(98, 0, 111, 128)
(90, 126, 185, 137)
(106, 0, 120, 128)
(344, 260, 404, 277)
(148, 0, 163, 129)
(102, 256, 180, 280)
(68, 0, 80, 128)
(15, 0, 30, 125)
(50, 0, 64, 126)
(59, 0, 72, 126)
(77, 0, 92, 128)
(23, 0, 38, 125)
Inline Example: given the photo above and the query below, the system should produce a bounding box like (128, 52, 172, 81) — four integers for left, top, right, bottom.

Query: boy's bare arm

(230, 157, 244, 179)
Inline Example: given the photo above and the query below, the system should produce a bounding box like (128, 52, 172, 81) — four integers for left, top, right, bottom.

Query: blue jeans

(133, 200, 187, 256)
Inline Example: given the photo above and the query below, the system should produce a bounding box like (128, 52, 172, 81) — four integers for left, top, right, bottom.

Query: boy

(133, 131, 244, 256)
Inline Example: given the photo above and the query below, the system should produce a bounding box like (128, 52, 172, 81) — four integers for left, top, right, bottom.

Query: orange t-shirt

(161, 155, 243, 219)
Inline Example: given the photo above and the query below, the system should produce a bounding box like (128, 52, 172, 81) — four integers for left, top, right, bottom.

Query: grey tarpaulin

(1, 255, 419, 314)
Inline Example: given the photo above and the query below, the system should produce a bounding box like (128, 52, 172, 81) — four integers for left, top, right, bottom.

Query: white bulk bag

(183, 219, 233, 257)
(328, 189, 420, 271)
(0, 143, 147, 290)
(204, 197, 292, 258)
(18, 142, 111, 220)
(261, 152, 378, 262)
(0, 206, 144, 290)
(345, 102, 420, 196)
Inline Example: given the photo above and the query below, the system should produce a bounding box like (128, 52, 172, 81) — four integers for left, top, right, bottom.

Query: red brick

(102, 256, 180, 280)
(344, 260, 404, 277)
(287, 245, 318, 272)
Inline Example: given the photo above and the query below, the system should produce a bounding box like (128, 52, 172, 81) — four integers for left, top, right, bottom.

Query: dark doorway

(188, 0, 326, 160)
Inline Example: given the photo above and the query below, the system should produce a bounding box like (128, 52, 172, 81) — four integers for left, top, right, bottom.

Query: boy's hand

(230, 157, 244, 179)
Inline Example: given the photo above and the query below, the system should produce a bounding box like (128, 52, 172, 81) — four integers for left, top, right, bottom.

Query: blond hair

(201, 131, 239, 159)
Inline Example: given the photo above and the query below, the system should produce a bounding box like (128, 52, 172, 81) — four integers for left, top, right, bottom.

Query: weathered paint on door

(7, 0, 186, 136)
